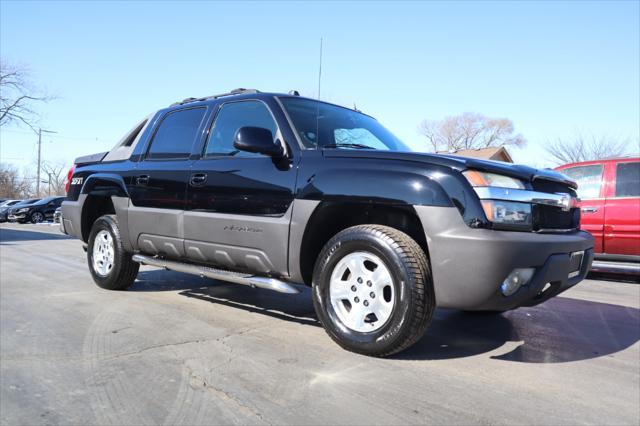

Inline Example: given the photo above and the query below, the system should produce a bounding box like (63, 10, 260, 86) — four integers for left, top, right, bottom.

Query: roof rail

(211, 88, 261, 99)
(169, 88, 261, 107)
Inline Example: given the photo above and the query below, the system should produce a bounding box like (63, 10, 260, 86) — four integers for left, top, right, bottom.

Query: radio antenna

(317, 37, 323, 100)
(315, 37, 323, 148)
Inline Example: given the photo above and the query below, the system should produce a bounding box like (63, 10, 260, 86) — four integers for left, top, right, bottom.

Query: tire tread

(88, 214, 139, 290)
(314, 224, 435, 357)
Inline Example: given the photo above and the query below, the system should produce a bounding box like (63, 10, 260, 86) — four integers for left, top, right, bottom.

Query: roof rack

(170, 88, 261, 106)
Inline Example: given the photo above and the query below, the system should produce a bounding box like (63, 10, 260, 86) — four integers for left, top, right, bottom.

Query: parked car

(5, 199, 41, 222)
(8, 196, 65, 223)
(61, 88, 593, 357)
(0, 200, 22, 222)
(556, 156, 640, 275)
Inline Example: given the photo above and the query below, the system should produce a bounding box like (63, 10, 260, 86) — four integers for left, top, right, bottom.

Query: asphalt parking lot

(1, 223, 639, 425)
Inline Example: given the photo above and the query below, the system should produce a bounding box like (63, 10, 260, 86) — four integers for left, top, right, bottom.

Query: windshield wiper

(322, 143, 376, 150)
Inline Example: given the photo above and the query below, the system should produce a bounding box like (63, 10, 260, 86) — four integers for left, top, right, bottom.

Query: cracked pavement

(1, 223, 639, 425)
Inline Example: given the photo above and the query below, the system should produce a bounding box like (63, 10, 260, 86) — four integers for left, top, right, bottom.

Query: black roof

(167, 88, 374, 118)
(169, 88, 263, 106)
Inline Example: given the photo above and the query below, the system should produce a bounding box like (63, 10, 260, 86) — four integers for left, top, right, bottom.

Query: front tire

(30, 212, 44, 223)
(312, 225, 435, 357)
(87, 215, 139, 290)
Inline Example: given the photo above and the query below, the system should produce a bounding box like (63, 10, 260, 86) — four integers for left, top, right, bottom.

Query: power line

(0, 128, 112, 142)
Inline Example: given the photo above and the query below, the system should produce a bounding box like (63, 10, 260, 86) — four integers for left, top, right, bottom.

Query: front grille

(533, 205, 580, 232)
(531, 179, 578, 197)
(529, 177, 580, 232)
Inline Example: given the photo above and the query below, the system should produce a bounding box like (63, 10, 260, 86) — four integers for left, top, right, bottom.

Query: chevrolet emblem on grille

(557, 193, 577, 211)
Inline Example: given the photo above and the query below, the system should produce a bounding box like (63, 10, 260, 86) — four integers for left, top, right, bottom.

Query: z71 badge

(71, 177, 83, 185)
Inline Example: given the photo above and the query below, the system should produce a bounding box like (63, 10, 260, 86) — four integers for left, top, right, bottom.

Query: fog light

(501, 268, 535, 296)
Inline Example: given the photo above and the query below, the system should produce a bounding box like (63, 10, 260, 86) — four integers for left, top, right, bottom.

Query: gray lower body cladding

(61, 196, 320, 280)
(60, 195, 85, 239)
(414, 205, 594, 310)
(60, 195, 133, 251)
(63, 195, 594, 311)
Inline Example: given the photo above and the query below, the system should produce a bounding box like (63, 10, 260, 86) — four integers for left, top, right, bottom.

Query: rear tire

(312, 225, 435, 357)
(87, 215, 139, 290)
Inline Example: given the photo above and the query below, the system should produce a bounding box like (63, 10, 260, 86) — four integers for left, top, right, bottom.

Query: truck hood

(322, 150, 577, 189)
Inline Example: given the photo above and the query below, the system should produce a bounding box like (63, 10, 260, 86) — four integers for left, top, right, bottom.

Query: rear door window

(562, 165, 604, 199)
(615, 162, 640, 197)
(146, 108, 206, 160)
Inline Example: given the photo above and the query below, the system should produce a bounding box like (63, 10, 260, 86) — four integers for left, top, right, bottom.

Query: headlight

(463, 170, 525, 189)
(481, 200, 532, 227)
(16, 208, 30, 213)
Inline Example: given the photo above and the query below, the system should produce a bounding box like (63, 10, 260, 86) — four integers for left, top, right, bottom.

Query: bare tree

(543, 132, 633, 165)
(0, 163, 32, 198)
(40, 161, 67, 196)
(417, 119, 441, 152)
(0, 59, 51, 132)
(418, 112, 526, 152)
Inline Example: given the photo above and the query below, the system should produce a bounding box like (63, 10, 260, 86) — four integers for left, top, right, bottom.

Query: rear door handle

(581, 207, 598, 213)
(190, 173, 207, 187)
(136, 175, 150, 186)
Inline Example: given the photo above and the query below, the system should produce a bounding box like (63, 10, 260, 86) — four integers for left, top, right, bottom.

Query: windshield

(279, 97, 411, 151)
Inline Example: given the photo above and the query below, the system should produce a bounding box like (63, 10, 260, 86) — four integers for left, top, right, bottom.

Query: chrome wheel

(31, 212, 44, 223)
(92, 230, 115, 277)
(329, 251, 395, 332)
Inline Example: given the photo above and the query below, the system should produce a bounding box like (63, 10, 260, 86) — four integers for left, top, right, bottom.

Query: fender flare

(78, 174, 133, 250)
(80, 173, 129, 198)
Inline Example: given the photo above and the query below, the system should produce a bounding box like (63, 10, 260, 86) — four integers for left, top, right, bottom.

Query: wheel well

(81, 195, 115, 242)
(299, 202, 429, 285)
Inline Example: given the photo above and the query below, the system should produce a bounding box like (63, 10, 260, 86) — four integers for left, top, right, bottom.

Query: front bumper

(415, 206, 594, 310)
(7, 213, 27, 222)
(473, 248, 593, 311)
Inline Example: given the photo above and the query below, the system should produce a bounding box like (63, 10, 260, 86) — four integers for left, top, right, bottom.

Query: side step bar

(590, 260, 640, 276)
(132, 254, 300, 294)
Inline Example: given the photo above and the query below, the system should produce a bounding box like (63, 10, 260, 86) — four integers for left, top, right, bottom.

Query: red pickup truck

(556, 156, 640, 275)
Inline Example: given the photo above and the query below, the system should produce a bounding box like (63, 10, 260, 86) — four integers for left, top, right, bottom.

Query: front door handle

(190, 173, 208, 187)
(581, 207, 598, 213)
(136, 175, 150, 186)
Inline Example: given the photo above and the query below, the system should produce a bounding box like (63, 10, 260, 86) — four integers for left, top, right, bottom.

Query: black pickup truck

(61, 88, 593, 357)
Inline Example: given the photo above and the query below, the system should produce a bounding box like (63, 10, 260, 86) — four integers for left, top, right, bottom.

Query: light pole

(37, 128, 57, 196)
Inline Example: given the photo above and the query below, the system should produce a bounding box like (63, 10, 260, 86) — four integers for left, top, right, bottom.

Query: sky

(1, 0, 639, 172)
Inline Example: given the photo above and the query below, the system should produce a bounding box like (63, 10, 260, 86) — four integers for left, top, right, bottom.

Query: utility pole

(37, 129, 41, 196)
(37, 128, 56, 196)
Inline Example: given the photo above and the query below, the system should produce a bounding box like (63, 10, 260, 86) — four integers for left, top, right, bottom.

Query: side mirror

(234, 127, 285, 158)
